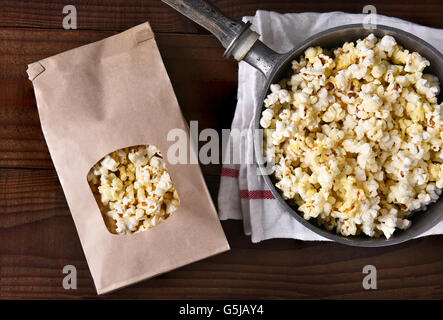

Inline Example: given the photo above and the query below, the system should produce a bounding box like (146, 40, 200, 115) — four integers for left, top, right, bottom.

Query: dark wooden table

(1, 0, 443, 299)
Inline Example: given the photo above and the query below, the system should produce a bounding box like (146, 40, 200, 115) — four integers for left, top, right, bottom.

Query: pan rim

(253, 23, 443, 247)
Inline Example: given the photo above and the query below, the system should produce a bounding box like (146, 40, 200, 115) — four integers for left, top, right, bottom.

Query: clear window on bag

(87, 145, 180, 235)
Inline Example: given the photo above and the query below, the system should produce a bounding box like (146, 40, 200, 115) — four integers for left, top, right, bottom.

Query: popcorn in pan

(260, 34, 442, 239)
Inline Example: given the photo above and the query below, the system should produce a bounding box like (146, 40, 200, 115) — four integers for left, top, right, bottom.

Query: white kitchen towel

(218, 10, 443, 243)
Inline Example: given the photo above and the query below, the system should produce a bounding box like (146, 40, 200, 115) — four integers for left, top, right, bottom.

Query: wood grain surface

(1, 0, 442, 31)
(0, 0, 443, 299)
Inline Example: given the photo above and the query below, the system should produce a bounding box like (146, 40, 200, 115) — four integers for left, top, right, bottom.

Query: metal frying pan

(162, 0, 443, 246)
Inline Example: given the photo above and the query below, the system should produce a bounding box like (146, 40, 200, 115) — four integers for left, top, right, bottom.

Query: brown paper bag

(27, 22, 230, 294)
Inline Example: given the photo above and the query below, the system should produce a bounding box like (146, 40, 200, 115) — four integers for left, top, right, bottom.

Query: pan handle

(161, 0, 283, 77)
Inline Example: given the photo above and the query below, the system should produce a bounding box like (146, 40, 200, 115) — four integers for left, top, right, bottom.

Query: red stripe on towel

(221, 167, 240, 178)
(240, 190, 275, 199)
